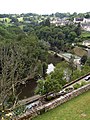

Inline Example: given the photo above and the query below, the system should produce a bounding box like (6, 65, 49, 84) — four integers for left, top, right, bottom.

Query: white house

(74, 18, 90, 24)
(50, 17, 70, 26)
(82, 24, 90, 31)
(73, 18, 84, 23)
(46, 63, 55, 74)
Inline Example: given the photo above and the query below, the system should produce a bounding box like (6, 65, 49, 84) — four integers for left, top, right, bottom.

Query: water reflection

(16, 79, 37, 100)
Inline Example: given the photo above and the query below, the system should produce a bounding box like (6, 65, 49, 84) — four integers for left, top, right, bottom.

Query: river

(16, 53, 63, 100)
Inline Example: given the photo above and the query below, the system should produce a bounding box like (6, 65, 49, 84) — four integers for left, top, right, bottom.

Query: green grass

(81, 31, 90, 38)
(33, 91, 90, 120)
(73, 46, 87, 57)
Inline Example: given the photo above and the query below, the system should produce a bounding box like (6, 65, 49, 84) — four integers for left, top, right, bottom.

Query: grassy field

(33, 91, 90, 120)
(81, 31, 90, 38)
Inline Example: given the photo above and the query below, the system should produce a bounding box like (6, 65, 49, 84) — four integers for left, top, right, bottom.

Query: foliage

(80, 31, 90, 40)
(36, 62, 68, 97)
(35, 24, 80, 51)
(36, 59, 90, 98)
(73, 81, 87, 90)
(69, 55, 75, 77)
(80, 55, 87, 65)
(80, 81, 87, 87)
(50, 62, 67, 85)
(35, 79, 45, 95)
(36, 75, 62, 98)
(0, 33, 48, 111)
(13, 105, 26, 116)
(0, 12, 89, 116)
(73, 83, 81, 89)
(86, 57, 90, 66)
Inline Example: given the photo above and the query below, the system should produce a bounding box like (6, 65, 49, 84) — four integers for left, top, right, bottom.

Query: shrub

(45, 96, 54, 101)
(13, 105, 26, 116)
(80, 81, 87, 87)
(73, 83, 81, 90)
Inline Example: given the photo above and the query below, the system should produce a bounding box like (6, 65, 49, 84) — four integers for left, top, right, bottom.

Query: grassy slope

(73, 46, 87, 57)
(81, 31, 90, 38)
(33, 90, 90, 120)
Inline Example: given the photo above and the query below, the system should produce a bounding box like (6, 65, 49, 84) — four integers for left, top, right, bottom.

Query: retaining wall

(15, 84, 90, 120)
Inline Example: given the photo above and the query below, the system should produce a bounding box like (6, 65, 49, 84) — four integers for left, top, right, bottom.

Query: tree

(69, 55, 75, 77)
(10, 17, 18, 23)
(80, 55, 87, 65)
(51, 62, 67, 85)
(86, 57, 90, 66)
(0, 33, 48, 115)
(42, 18, 50, 27)
(42, 62, 48, 78)
(85, 13, 90, 18)
(68, 31, 77, 42)
(57, 32, 65, 39)
(36, 75, 62, 99)
(75, 22, 81, 36)
(35, 79, 45, 95)
(0, 41, 24, 111)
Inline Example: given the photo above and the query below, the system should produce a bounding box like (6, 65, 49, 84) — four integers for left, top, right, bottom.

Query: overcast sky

(0, 0, 90, 14)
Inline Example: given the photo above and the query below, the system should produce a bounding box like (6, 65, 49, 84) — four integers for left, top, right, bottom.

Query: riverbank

(16, 52, 63, 100)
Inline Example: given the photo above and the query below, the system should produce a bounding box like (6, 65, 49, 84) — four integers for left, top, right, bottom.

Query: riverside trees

(36, 59, 90, 99)
(0, 32, 49, 114)
(36, 62, 67, 98)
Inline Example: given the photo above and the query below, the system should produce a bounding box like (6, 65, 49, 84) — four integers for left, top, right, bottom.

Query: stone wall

(15, 84, 90, 120)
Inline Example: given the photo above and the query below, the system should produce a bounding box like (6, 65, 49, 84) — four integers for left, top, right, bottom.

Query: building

(82, 40, 90, 46)
(50, 17, 70, 26)
(46, 63, 55, 74)
(82, 24, 90, 31)
(74, 18, 90, 24)
(74, 18, 84, 23)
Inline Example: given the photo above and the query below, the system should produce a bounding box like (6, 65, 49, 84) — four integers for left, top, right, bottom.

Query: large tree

(0, 41, 24, 111)
(0, 33, 49, 115)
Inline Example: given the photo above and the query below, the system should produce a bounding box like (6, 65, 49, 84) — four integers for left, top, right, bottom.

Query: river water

(16, 79, 37, 100)
(17, 53, 63, 100)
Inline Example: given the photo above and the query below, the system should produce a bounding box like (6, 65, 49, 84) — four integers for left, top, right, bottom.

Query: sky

(0, 0, 90, 14)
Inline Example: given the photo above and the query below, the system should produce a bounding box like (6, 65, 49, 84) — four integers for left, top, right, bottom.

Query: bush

(73, 83, 81, 90)
(45, 96, 54, 101)
(13, 105, 26, 116)
(80, 81, 87, 87)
